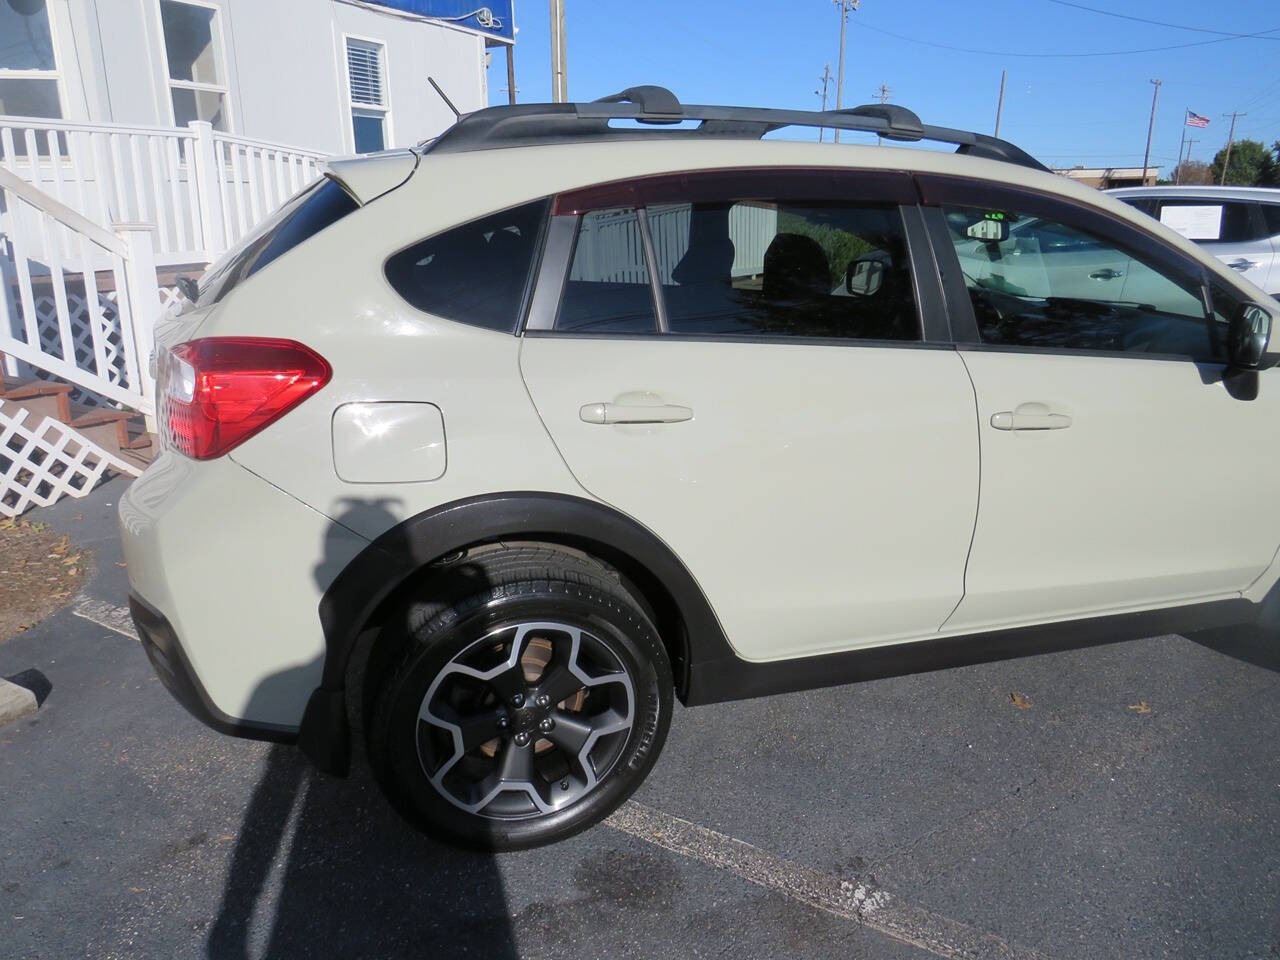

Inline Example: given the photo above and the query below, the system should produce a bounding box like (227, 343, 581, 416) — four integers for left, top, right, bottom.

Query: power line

(1043, 0, 1280, 40)
(855, 20, 1280, 58)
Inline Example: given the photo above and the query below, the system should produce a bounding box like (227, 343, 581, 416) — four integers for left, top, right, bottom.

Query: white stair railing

(209, 129, 324, 248)
(0, 116, 326, 261)
(0, 166, 159, 416)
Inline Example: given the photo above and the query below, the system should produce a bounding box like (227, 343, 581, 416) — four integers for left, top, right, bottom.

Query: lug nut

(496, 714, 508, 729)
(511, 693, 525, 708)
(560, 780, 570, 790)
(539, 717, 555, 732)
(535, 694, 550, 708)
(514, 731, 530, 746)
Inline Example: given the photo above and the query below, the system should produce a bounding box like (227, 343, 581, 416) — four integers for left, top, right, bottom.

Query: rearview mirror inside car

(966, 212, 1010, 243)
(1227, 302, 1273, 370)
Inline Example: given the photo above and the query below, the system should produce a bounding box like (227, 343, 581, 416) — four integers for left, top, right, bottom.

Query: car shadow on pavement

(1188, 624, 1280, 674)
(207, 497, 519, 959)
(207, 745, 518, 960)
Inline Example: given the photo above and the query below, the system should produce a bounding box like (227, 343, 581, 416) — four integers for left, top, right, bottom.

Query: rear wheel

(369, 546, 672, 850)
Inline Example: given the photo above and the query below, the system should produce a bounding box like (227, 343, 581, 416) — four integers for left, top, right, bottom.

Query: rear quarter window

(384, 199, 549, 333)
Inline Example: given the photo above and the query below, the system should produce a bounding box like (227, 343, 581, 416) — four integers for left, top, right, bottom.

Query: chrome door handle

(1089, 268, 1123, 280)
(991, 402, 1072, 431)
(580, 402, 693, 424)
(1228, 258, 1260, 271)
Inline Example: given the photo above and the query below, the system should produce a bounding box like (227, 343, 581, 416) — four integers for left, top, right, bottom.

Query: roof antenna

(428, 76, 462, 120)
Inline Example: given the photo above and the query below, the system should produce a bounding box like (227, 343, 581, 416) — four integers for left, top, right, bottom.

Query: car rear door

(519, 168, 980, 662)
(922, 176, 1280, 634)
(1155, 197, 1274, 294)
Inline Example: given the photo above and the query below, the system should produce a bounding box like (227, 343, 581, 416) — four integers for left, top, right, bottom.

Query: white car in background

(1109, 186, 1280, 297)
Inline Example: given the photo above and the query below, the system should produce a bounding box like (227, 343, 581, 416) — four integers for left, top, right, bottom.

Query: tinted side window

(1157, 199, 1263, 243)
(1263, 203, 1280, 237)
(942, 204, 1222, 360)
(648, 201, 917, 340)
(556, 208, 656, 333)
(1118, 197, 1158, 217)
(385, 199, 548, 332)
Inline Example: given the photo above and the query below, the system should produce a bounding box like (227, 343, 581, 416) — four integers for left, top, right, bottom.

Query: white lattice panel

(0, 399, 140, 518)
(33, 287, 127, 381)
(8, 280, 179, 410)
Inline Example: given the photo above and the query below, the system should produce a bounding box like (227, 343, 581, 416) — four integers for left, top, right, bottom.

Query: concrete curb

(0, 676, 39, 726)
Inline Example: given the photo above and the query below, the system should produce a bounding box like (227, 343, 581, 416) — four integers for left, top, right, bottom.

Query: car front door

(923, 177, 1280, 634)
(519, 169, 979, 662)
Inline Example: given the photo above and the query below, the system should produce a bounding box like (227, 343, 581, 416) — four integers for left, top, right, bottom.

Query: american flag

(1186, 111, 1210, 128)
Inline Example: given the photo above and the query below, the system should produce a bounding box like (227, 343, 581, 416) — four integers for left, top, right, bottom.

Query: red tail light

(162, 337, 331, 460)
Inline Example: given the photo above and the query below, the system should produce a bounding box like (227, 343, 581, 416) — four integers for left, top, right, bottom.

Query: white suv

(1109, 185, 1280, 297)
(119, 87, 1280, 849)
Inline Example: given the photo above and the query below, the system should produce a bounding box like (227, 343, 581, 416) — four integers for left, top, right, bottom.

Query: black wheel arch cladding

(302, 491, 735, 774)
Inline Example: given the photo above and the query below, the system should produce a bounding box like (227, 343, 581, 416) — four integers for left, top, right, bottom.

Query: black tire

(368, 545, 673, 850)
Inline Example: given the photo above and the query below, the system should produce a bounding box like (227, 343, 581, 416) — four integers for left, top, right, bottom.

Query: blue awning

(362, 1, 515, 42)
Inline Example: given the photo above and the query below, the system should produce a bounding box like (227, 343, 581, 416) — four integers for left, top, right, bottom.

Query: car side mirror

(846, 258, 886, 297)
(1227, 302, 1272, 370)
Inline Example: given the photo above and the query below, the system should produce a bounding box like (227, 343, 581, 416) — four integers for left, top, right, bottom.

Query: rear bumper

(117, 451, 368, 732)
(129, 593, 296, 742)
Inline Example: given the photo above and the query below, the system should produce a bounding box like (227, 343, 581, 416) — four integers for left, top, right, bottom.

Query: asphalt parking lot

(2, 476, 1278, 959)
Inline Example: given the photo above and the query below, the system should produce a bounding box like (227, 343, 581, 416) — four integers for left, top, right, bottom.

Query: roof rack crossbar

(426, 85, 1047, 171)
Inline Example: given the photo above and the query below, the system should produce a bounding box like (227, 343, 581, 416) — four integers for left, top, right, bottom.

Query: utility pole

(1220, 111, 1244, 185)
(1141, 78, 1161, 187)
(994, 69, 1007, 137)
(506, 45, 517, 105)
(874, 82, 891, 144)
(816, 64, 832, 141)
(1175, 107, 1187, 184)
(833, 0, 859, 143)
(550, 0, 568, 103)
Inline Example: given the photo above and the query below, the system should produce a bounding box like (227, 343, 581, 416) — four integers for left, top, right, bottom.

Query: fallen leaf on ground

(1127, 700, 1152, 714)
(1010, 692, 1032, 710)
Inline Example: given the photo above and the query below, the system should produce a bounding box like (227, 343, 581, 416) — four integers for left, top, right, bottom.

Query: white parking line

(73, 598, 1049, 958)
(607, 801, 1052, 960)
(73, 599, 138, 641)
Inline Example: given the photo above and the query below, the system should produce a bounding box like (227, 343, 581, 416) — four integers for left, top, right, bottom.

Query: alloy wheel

(415, 621, 636, 819)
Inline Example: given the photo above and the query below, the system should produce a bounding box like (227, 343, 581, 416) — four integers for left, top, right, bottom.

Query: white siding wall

(59, 0, 489, 152)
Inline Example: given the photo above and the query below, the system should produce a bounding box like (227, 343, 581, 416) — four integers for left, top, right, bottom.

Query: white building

(1, 0, 513, 156)
(0, 0, 516, 514)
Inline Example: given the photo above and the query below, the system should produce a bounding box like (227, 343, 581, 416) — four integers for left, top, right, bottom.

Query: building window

(159, 0, 229, 130)
(0, 0, 63, 122)
(345, 37, 388, 153)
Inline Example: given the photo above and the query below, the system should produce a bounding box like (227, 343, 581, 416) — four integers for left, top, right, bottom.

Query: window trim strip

(635, 206, 668, 333)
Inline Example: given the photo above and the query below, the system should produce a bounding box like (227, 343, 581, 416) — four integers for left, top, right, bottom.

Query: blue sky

(484, 0, 1280, 173)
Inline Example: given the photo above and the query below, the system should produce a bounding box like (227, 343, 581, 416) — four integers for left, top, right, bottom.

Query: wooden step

(0, 380, 73, 423)
(117, 432, 158, 470)
(70, 409, 137, 451)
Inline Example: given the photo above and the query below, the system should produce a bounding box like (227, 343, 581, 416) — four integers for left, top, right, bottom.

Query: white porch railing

(0, 166, 161, 415)
(208, 131, 326, 249)
(0, 116, 325, 262)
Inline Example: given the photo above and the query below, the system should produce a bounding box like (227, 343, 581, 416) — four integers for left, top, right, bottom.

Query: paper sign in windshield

(1159, 205, 1223, 240)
